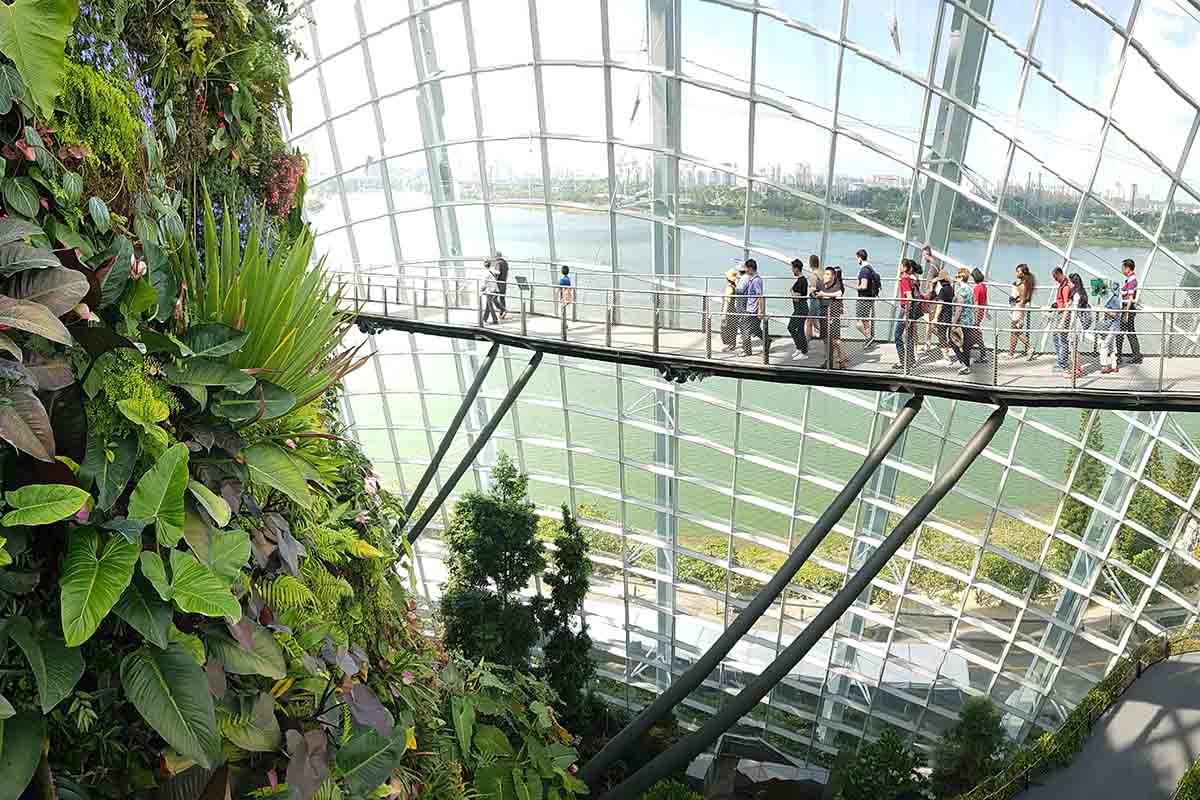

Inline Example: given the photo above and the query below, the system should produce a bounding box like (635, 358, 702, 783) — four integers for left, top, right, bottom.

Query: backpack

(862, 264, 882, 297)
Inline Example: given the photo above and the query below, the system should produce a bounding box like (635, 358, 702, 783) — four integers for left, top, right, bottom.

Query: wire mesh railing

(333, 270, 1200, 395)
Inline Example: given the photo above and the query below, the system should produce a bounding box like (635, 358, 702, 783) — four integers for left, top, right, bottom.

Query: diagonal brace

(405, 342, 501, 517)
(405, 350, 544, 544)
(580, 395, 924, 786)
(601, 405, 1009, 800)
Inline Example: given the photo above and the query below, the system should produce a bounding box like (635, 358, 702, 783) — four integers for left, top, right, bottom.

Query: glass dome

(288, 0, 1200, 767)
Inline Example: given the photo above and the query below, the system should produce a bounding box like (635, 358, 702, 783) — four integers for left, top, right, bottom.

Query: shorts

(856, 298, 875, 319)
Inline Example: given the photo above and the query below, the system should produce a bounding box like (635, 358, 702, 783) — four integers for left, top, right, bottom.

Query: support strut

(405, 350, 544, 544)
(581, 395, 925, 787)
(404, 342, 501, 517)
(601, 405, 1009, 800)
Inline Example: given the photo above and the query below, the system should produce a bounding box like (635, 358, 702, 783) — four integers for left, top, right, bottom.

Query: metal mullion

(723, 380, 744, 637)
(526, 0, 559, 271)
(1058, 0, 1142, 272)
(897, 0, 948, 264)
(818, 0, 850, 265)
(615, 364, 634, 705)
(979, 0, 1044, 276)
(449, 339, 485, 494)
(461, 0, 498, 253)
(599, 0, 621, 298)
(500, 350, 530, 478)
(407, 334, 452, 536)
(742, 12, 758, 254)
(1143, 112, 1200, 287)
(559, 362, 578, 514)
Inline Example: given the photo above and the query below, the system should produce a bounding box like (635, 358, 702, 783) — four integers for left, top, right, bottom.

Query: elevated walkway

(1021, 651, 1200, 800)
(338, 268, 1200, 411)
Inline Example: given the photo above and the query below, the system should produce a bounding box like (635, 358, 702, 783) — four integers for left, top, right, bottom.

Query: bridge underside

(356, 313, 1200, 413)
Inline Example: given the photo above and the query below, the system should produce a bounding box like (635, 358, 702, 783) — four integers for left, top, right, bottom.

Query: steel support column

(581, 395, 924, 787)
(404, 351, 544, 543)
(404, 342, 501, 517)
(601, 406, 1009, 800)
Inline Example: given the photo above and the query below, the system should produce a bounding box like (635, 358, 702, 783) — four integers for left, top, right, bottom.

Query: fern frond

(259, 575, 317, 611)
(347, 538, 385, 559)
(301, 558, 354, 607)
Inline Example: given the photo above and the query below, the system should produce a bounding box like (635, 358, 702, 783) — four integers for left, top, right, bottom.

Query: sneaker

(957, 366, 971, 375)
(721, 345, 736, 353)
(791, 350, 806, 361)
(891, 363, 905, 371)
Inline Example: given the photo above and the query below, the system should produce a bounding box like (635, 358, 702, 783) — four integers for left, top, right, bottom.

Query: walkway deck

(1022, 652, 1200, 800)
(346, 287, 1200, 410)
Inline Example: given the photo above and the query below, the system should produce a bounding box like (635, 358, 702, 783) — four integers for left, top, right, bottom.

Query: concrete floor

(1022, 651, 1200, 800)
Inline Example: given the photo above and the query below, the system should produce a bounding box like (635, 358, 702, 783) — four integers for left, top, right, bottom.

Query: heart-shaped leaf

(0, 217, 40, 247)
(0, 0, 76, 116)
(79, 434, 136, 511)
(221, 692, 281, 752)
(141, 550, 241, 620)
(87, 196, 110, 233)
(242, 442, 311, 508)
(286, 729, 329, 800)
(7, 615, 83, 713)
(128, 443, 189, 546)
(2, 178, 38, 219)
(0, 712, 45, 800)
(182, 323, 249, 358)
(187, 480, 231, 528)
(206, 623, 285, 679)
(23, 353, 73, 391)
(336, 728, 408, 797)
(0, 242, 60, 273)
(61, 170, 82, 203)
(0, 296, 71, 344)
(60, 527, 139, 646)
(0, 64, 24, 118)
(113, 575, 172, 649)
(121, 644, 221, 769)
(2, 483, 88, 526)
(0, 384, 54, 462)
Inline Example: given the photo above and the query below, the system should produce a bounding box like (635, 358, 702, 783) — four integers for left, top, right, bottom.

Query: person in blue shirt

(1099, 280, 1123, 373)
(557, 265, 574, 324)
(740, 259, 767, 356)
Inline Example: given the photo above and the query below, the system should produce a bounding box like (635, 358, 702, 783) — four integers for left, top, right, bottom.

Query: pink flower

(363, 475, 379, 496)
(75, 506, 89, 523)
(568, 764, 578, 775)
(73, 303, 96, 322)
(284, 438, 297, 450)
(407, 599, 417, 611)
(406, 612, 417, 625)
(402, 670, 415, 685)
(355, 511, 368, 525)
(130, 259, 147, 280)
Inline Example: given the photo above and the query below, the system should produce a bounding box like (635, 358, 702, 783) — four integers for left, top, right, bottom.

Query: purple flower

(401, 671, 415, 685)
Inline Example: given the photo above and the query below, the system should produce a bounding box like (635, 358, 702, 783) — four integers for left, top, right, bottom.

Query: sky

(290, 0, 1200, 213)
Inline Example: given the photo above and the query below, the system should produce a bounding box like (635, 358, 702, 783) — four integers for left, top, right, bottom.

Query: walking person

(893, 258, 919, 371)
(806, 254, 825, 343)
(933, 270, 957, 363)
(1099, 280, 1123, 374)
(1117, 258, 1142, 364)
(1050, 267, 1075, 375)
(481, 260, 501, 324)
(788, 259, 809, 360)
(720, 268, 739, 352)
(817, 266, 848, 369)
(494, 251, 510, 319)
(1069, 272, 1091, 374)
(953, 268, 976, 375)
(1008, 264, 1035, 359)
(971, 268, 989, 363)
(557, 265, 574, 311)
(741, 259, 767, 356)
(854, 249, 881, 350)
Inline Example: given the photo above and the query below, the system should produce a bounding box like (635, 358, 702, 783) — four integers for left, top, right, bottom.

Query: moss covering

(55, 60, 145, 192)
(83, 349, 178, 444)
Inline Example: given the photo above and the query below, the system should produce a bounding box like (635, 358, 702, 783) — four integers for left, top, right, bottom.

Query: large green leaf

(0, 0, 78, 116)
(0, 712, 44, 800)
(165, 359, 255, 393)
(87, 196, 110, 233)
(0, 217, 40, 247)
(128, 443, 189, 546)
(143, 240, 176, 323)
(182, 323, 249, 358)
(206, 623, 285, 679)
(0, 242, 60, 273)
(452, 697, 474, 758)
(60, 527, 139, 646)
(0, 296, 71, 344)
(0, 384, 54, 462)
(210, 380, 296, 422)
(121, 643, 221, 769)
(0, 64, 22, 117)
(113, 575, 171, 649)
(141, 550, 241, 620)
(241, 442, 311, 508)
(221, 692, 281, 753)
(187, 481, 231, 529)
(2, 483, 88, 526)
(474, 725, 514, 757)
(2, 178, 37, 219)
(117, 396, 170, 447)
(335, 728, 408, 797)
(80, 434, 137, 511)
(7, 615, 83, 712)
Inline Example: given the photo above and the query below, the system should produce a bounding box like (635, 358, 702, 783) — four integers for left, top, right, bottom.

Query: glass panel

(1016, 73, 1104, 191)
(548, 140, 609, 207)
(681, 85, 749, 171)
(543, 67, 606, 137)
(425, 3, 470, 75)
(378, 91, 425, 155)
(471, 0, 533, 67)
(1035, 0, 1124, 111)
(370, 26, 418, 97)
(1111, 46, 1194, 172)
(754, 17, 838, 129)
(837, 53, 925, 165)
(478, 68, 539, 138)
(536, 0, 602, 61)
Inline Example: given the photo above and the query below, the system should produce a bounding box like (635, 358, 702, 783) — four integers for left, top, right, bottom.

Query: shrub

(931, 696, 1009, 798)
(644, 778, 703, 800)
(839, 729, 931, 800)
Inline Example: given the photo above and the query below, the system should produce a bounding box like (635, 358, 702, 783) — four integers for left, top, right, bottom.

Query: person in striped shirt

(1117, 258, 1142, 365)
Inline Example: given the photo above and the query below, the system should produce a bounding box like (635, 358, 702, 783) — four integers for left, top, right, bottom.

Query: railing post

(704, 295, 712, 359)
(652, 291, 660, 354)
(521, 288, 528, 337)
(442, 274, 450, 323)
(477, 280, 484, 327)
(367, 275, 373, 315)
(825, 305, 834, 370)
(561, 302, 568, 341)
(1071, 321, 1079, 389)
(1159, 310, 1167, 392)
(573, 274, 579, 323)
(762, 316, 770, 365)
(606, 290, 613, 349)
(992, 318, 999, 386)
(383, 282, 388, 317)
(413, 276, 420, 318)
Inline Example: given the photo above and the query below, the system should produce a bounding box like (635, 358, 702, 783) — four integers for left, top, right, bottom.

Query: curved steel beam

(601, 405, 1009, 800)
(580, 394, 925, 787)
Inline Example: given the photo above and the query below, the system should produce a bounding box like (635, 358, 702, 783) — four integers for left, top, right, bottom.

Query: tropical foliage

(0, 3, 589, 799)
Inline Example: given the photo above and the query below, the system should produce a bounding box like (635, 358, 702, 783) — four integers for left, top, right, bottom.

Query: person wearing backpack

(855, 249, 881, 351)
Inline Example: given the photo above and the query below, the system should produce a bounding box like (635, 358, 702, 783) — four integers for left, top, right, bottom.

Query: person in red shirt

(1051, 266, 1075, 373)
(893, 258, 919, 370)
(971, 268, 988, 362)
